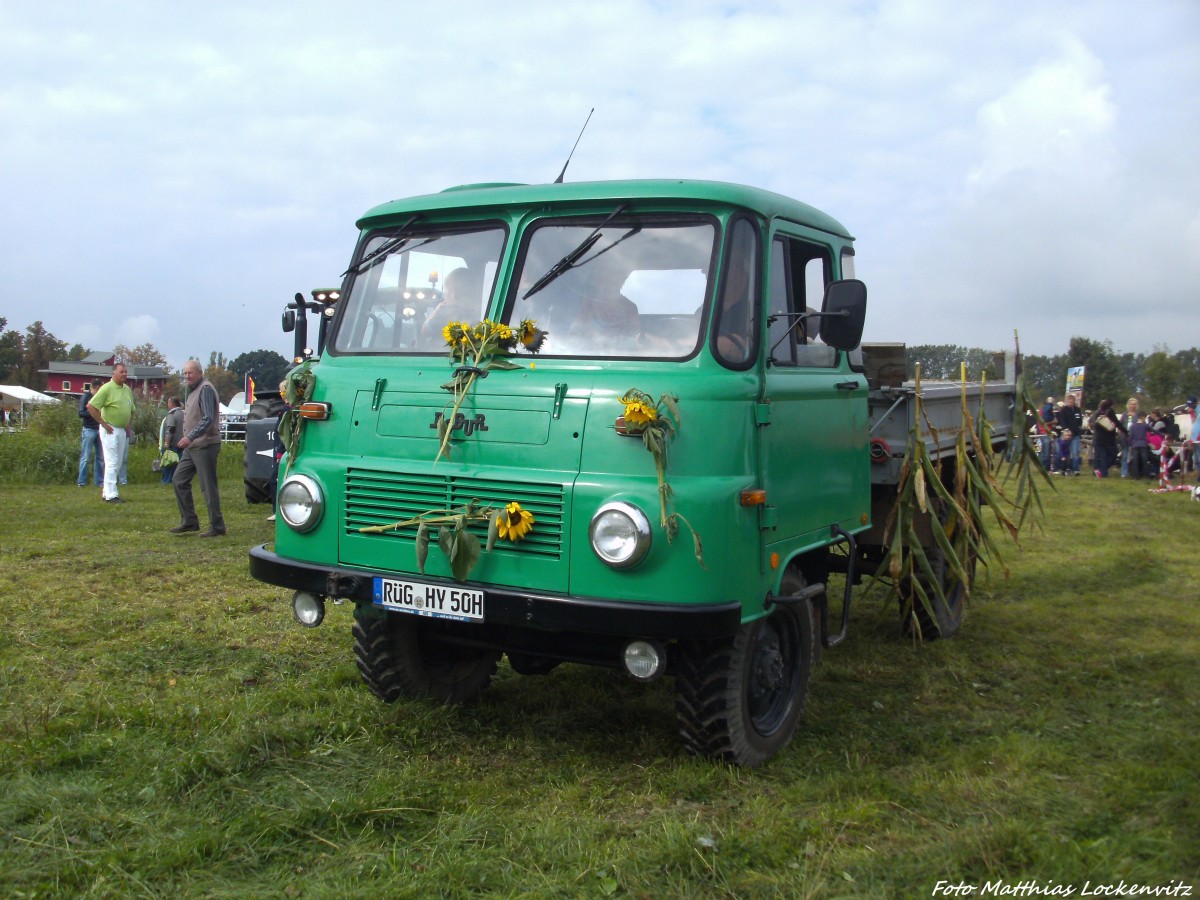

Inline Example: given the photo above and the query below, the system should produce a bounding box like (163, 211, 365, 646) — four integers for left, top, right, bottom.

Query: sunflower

(623, 399, 658, 427)
(442, 321, 467, 347)
(518, 319, 548, 353)
(490, 322, 518, 350)
(496, 501, 535, 542)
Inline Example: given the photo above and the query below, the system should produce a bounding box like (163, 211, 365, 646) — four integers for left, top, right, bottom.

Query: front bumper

(249, 544, 741, 640)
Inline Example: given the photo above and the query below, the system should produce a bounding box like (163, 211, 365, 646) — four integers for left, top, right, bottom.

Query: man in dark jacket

(159, 396, 184, 484)
(170, 360, 225, 537)
(76, 378, 105, 487)
(1056, 393, 1085, 475)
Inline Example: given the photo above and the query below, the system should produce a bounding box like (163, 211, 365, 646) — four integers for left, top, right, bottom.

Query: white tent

(225, 391, 250, 416)
(0, 385, 59, 423)
(0, 385, 58, 406)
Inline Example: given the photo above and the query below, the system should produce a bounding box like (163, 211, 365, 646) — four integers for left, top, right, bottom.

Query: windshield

(332, 226, 506, 353)
(505, 219, 715, 358)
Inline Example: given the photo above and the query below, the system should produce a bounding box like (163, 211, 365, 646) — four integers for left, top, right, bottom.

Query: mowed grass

(0, 471, 1197, 897)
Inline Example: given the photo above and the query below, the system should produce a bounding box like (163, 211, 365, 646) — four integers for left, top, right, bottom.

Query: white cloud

(967, 36, 1117, 190)
(0, 0, 1196, 364)
(117, 315, 161, 348)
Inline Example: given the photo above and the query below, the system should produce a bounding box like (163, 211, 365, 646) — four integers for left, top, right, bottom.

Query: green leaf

(450, 531, 481, 582)
(486, 510, 500, 553)
(485, 358, 522, 371)
(415, 523, 429, 574)
(435, 415, 452, 461)
(660, 392, 682, 427)
(277, 408, 297, 448)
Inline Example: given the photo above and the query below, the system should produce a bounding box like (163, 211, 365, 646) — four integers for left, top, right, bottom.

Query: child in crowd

(1127, 414, 1149, 479)
(1057, 428, 1074, 475)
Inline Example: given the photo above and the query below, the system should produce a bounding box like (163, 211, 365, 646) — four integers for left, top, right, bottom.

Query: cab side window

(712, 217, 760, 368)
(767, 235, 837, 368)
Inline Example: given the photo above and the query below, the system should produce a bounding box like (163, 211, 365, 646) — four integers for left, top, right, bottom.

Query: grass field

(1, 468, 1197, 897)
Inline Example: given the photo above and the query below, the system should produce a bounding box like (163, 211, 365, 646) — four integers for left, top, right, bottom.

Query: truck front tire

(674, 568, 814, 768)
(352, 609, 500, 704)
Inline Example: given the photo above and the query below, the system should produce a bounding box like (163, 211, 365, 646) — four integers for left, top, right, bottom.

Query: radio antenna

(554, 108, 594, 184)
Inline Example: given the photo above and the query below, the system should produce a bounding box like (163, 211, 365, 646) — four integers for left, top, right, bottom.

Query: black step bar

(766, 525, 856, 649)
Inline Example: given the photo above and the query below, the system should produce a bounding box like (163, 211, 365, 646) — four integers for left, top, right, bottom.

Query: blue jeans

(77, 427, 104, 486)
(161, 445, 179, 483)
(1069, 434, 1082, 473)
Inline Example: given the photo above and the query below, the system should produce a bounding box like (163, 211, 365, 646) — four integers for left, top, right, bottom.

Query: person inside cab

(421, 267, 481, 344)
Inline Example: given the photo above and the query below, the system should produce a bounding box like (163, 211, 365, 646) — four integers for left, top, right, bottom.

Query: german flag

(246, 375, 256, 404)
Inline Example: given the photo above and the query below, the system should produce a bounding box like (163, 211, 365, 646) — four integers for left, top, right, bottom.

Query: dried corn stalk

(873, 355, 1035, 638)
(1003, 330, 1056, 533)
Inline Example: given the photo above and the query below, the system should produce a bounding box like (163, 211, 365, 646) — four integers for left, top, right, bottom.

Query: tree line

(0, 317, 291, 405)
(905, 337, 1200, 411)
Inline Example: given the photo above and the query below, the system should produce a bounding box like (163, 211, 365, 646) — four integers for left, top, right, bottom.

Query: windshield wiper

(522, 203, 628, 300)
(341, 213, 422, 277)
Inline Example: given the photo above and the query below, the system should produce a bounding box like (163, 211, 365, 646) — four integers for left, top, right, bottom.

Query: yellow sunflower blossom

(442, 321, 467, 347)
(623, 400, 658, 427)
(496, 501, 535, 542)
(519, 319, 548, 352)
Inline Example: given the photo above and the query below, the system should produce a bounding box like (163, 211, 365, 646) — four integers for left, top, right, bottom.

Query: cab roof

(357, 179, 852, 239)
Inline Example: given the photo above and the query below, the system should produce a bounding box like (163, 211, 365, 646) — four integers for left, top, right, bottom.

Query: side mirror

(819, 279, 867, 351)
(282, 309, 296, 333)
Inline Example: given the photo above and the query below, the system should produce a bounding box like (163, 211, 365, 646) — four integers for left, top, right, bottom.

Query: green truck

(249, 179, 1015, 767)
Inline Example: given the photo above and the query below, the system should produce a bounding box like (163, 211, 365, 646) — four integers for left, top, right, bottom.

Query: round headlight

(589, 501, 652, 568)
(278, 474, 324, 533)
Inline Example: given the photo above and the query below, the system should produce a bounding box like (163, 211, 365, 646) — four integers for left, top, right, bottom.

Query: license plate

(372, 577, 485, 622)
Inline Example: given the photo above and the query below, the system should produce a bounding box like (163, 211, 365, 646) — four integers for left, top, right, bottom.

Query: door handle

(836, 381, 861, 392)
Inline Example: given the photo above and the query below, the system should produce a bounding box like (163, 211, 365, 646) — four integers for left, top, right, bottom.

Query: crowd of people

(1034, 394, 1199, 484)
(76, 360, 291, 535)
(78, 360, 227, 536)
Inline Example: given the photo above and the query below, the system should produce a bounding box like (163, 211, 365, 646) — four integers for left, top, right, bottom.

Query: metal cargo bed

(858, 345, 1018, 487)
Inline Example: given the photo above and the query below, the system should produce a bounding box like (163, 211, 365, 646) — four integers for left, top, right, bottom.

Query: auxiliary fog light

(589, 501, 651, 568)
(623, 640, 666, 681)
(292, 591, 326, 627)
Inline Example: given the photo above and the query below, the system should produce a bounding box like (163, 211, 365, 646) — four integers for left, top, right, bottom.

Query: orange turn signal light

(298, 401, 332, 421)
(739, 489, 767, 507)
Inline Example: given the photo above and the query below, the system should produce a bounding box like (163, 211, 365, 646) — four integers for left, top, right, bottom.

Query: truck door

(759, 229, 868, 554)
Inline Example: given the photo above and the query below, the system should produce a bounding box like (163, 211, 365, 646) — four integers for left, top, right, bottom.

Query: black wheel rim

(747, 612, 800, 736)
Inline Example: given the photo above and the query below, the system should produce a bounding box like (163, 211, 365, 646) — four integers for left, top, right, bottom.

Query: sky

(1, 0, 1197, 370)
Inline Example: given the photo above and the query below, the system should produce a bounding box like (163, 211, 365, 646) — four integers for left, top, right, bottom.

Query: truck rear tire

(900, 547, 973, 640)
(352, 609, 500, 704)
(674, 568, 814, 768)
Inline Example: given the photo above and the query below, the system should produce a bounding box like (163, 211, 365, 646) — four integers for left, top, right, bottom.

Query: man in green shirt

(87, 362, 135, 504)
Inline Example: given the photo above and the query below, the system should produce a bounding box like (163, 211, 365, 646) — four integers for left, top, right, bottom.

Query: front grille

(344, 468, 565, 557)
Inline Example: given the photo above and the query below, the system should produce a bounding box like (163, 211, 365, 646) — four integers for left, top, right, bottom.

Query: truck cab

(250, 180, 870, 767)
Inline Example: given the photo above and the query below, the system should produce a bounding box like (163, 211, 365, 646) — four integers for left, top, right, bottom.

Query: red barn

(41, 351, 168, 400)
